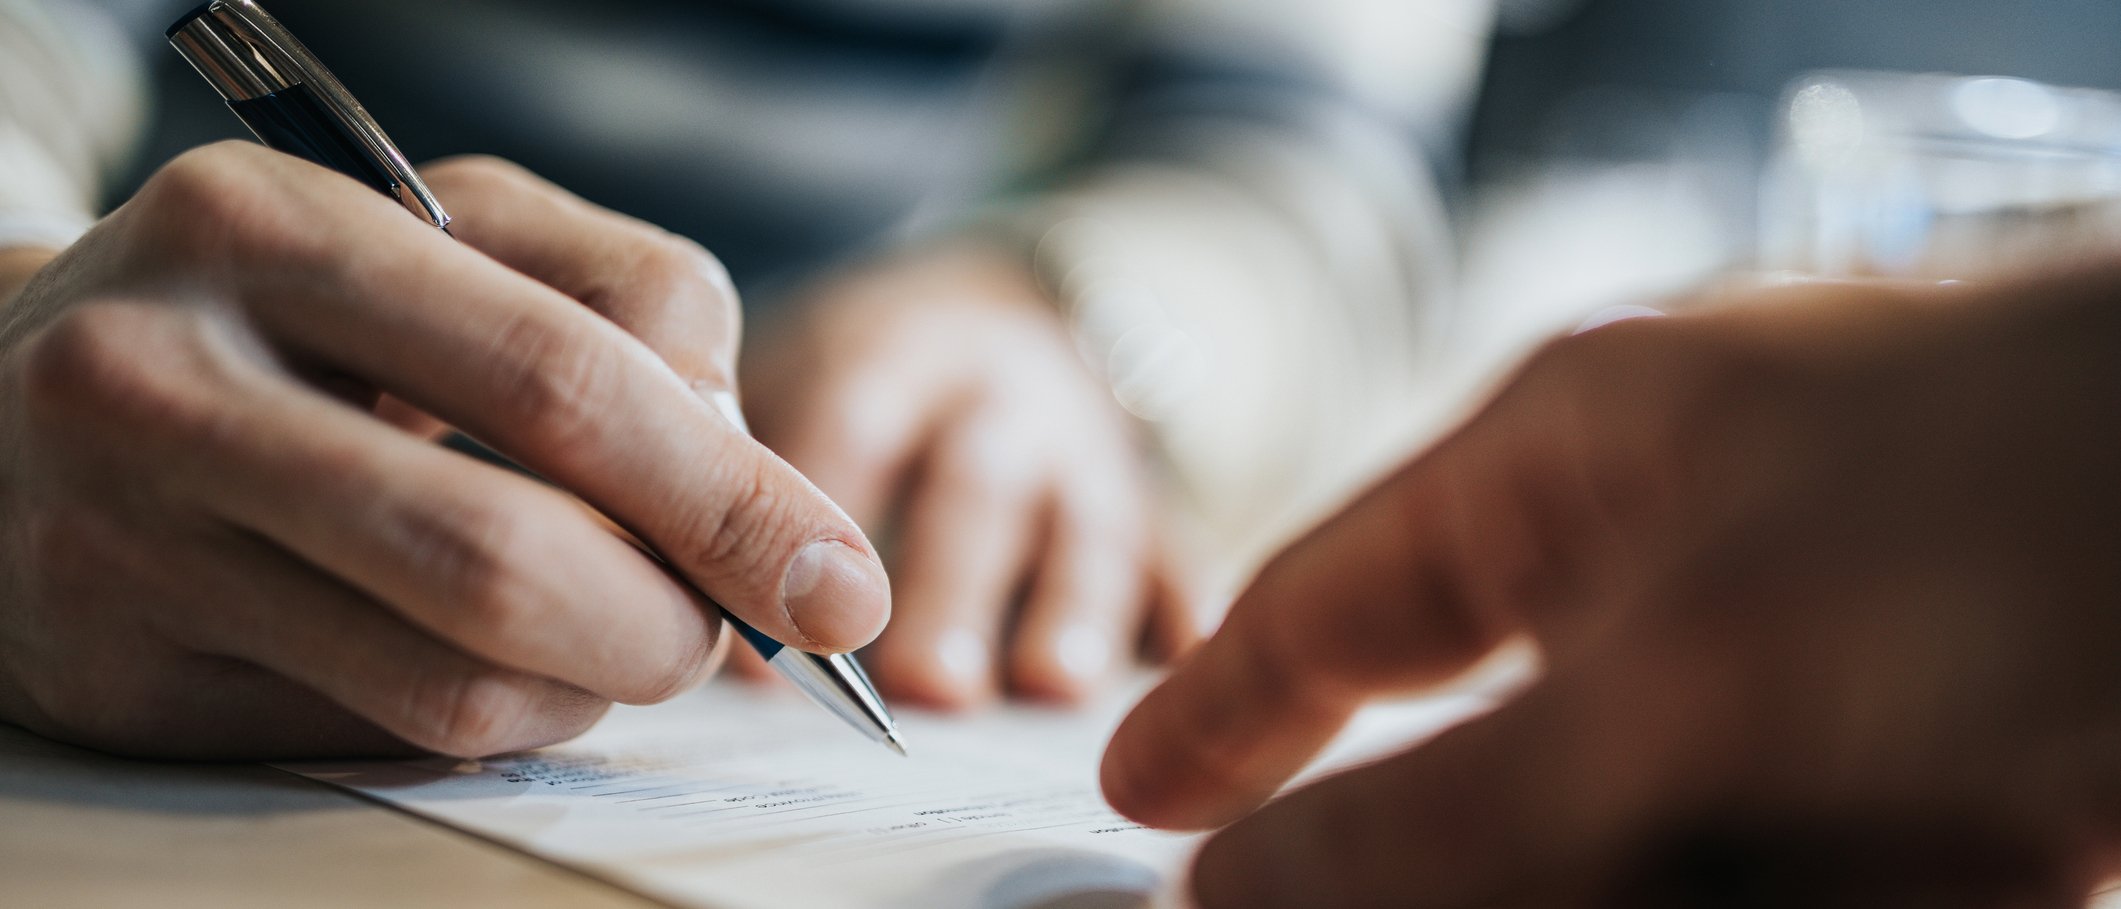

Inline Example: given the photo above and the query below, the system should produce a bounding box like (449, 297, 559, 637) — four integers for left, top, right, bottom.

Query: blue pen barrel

(228, 83, 402, 202)
(723, 613, 789, 660)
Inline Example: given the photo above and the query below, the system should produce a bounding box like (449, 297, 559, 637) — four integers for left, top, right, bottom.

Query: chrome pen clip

(168, 0, 450, 231)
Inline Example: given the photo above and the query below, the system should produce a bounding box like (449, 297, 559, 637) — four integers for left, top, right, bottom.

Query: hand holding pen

(169, 0, 904, 753)
(0, 15, 893, 759)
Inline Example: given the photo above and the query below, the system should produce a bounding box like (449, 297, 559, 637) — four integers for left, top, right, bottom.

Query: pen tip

(884, 730, 908, 757)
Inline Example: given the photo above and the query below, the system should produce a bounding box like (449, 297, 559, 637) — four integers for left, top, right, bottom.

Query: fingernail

(1052, 623, 1113, 683)
(933, 627, 992, 688)
(782, 540, 891, 650)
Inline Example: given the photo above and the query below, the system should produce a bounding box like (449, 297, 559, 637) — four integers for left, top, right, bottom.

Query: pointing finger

(179, 145, 888, 652)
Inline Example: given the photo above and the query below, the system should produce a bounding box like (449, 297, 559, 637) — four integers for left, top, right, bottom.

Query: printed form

(284, 678, 1493, 909)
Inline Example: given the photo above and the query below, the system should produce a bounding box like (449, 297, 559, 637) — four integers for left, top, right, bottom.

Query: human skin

(740, 245, 1206, 708)
(1102, 264, 2121, 907)
(0, 143, 889, 760)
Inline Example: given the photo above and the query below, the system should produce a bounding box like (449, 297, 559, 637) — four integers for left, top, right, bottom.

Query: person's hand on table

(0, 143, 889, 760)
(1102, 266, 2121, 907)
(741, 245, 1205, 708)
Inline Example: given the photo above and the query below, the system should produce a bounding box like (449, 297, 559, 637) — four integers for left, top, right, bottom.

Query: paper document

(284, 677, 1492, 909)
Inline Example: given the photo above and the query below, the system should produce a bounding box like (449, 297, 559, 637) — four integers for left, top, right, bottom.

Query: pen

(166, 0, 907, 757)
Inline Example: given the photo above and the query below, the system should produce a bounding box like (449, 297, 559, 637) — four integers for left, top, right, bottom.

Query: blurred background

(1462, 0, 2121, 377)
(10, 0, 2121, 569)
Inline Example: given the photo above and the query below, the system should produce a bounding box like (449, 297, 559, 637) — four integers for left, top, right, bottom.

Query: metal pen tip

(884, 729, 908, 757)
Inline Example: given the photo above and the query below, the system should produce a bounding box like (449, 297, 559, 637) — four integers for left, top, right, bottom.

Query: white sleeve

(994, 0, 1496, 578)
(0, 0, 148, 250)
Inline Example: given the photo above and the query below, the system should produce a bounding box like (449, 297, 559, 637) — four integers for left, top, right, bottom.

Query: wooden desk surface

(0, 723, 658, 908)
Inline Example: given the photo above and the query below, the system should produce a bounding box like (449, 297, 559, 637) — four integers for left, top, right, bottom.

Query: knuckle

(1660, 334, 1810, 461)
(933, 424, 1027, 501)
(1515, 323, 1684, 451)
(19, 304, 184, 429)
(544, 691, 610, 743)
(1691, 336, 1805, 416)
(402, 497, 551, 636)
(1520, 321, 1816, 525)
(763, 368, 888, 465)
(406, 668, 534, 757)
(1515, 328, 1607, 392)
(140, 145, 266, 235)
(19, 303, 144, 412)
(674, 457, 788, 587)
(17, 304, 258, 471)
(636, 233, 710, 283)
(138, 142, 328, 265)
(637, 624, 720, 705)
(148, 143, 259, 210)
(663, 233, 738, 311)
(1056, 468, 1149, 543)
(485, 315, 624, 448)
(861, 636, 978, 705)
(626, 233, 741, 363)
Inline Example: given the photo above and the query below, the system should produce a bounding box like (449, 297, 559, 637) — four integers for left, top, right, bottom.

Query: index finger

(184, 145, 888, 652)
(419, 157, 743, 396)
(1100, 325, 1673, 830)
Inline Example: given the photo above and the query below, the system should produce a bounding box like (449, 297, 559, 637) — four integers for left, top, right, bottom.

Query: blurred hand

(0, 143, 888, 760)
(742, 245, 1204, 708)
(1102, 267, 2121, 907)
